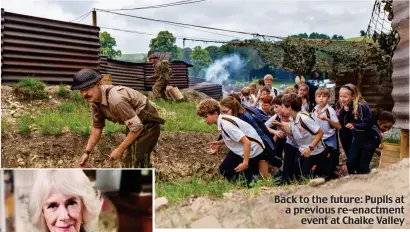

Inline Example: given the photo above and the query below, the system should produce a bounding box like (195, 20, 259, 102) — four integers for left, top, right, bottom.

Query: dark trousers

(274, 137, 286, 160)
(345, 130, 365, 174)
(281, 143, 299, 184)
(265, 140, 282, 168)
(339, 127, 352, 157)
(348, 148, 375, 175)
(299, 151, 328, 178)
(219, 151, 261, 183)
(324, 134, 340, 179)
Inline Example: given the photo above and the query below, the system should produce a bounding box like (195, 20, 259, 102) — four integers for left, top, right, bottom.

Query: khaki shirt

(91, 85, 147, 132)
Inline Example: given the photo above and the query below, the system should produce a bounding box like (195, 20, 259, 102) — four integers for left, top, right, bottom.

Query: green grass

(17, 102, 124, 136)
(153, 100, 217, 133)
(383, 136, 400, 144)
(156, 175, 281, 203)
(15, 97, 216, 136)
(18, 115, 33, 135)
(1, 117, 9, 135)
(57, 84, 70, 98)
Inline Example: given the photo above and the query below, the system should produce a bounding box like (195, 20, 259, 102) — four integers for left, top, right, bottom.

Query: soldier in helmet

(72, 69, 165, 168)
(147, 54, 173, 99)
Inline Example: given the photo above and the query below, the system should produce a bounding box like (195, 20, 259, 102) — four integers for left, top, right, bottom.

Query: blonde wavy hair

(341, 83, 366, 115)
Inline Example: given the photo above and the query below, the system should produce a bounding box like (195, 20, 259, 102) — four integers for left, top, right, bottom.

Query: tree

(205, 46, 219, 61)
(360, 30, 366, 36)
(99, 31, 122, 58)
(190, 46, 213, 77)
(149, 31, 178, 59)
(331, 34, 345, 40)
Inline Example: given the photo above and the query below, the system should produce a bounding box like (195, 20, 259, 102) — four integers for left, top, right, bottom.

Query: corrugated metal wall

(99, 56, 145, 90)
(1, 9, 100, 85)
(189, 77, 206, 87)
(360, 71, 394, 110)
(191, 83, 223, 100)
(391, 1, 409, 130)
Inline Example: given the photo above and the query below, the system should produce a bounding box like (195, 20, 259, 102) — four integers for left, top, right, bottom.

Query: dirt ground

(156, 158, 410, 229)
(1, 85, 225, 178)
(1, 131, 224, 176)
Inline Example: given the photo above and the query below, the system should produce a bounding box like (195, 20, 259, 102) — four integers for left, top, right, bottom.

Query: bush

(13, 78, 47, 100)
(57, 84, 70, 98)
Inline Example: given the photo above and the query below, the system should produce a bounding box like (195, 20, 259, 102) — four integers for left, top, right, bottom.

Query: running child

(196, 99, 268, 183)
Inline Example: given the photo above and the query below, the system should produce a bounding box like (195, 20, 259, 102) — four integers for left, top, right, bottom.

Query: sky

(1, 0, 377, 54)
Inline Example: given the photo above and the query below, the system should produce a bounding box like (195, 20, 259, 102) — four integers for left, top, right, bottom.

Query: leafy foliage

(189, 46, 213, 77)
(228, 35, 394, 81)
(149, 31, 179, 59)
(99, 31, 122, 58)
(13, 78, 47, 100)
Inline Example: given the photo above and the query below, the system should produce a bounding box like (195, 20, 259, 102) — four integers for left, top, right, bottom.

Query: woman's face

(298, 86, 308, 98)
(43, 193, 83, 232)
(339, 88, 353, 106)
(249, 86, 256, 94)
(220, 105, 233, 116)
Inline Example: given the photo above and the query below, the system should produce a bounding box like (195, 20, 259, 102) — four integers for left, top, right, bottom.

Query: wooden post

(92, 9, 97, 27)
(400, 129, 409, 159)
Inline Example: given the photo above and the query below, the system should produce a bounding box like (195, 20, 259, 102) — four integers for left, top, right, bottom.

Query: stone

(61, 126, 70, 134)
(308, 178, 326, 187)
(12, 111, 22, 118)
(155, 197, 169, 211)
(191, 215, 222, 228)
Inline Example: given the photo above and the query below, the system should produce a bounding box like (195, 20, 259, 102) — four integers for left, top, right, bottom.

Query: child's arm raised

(272, 121, 292, 135)
(235, 136, 250, 172)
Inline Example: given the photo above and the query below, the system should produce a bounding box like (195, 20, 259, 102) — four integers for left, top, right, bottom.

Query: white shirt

(217, 114, 265, 158)
(301, 101, 309, 113)
(285, 116, 298, 147)
(289, 112, 325, 155)
(312, 104, 339, 140)
(265, 114, 280, 129)
(270, 87, 279, 97)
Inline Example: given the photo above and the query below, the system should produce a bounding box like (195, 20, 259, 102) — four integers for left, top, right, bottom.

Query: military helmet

(71, 69, 102, 90)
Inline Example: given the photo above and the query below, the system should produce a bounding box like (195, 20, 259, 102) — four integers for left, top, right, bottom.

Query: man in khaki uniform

(72, 69, 165, 168)
(148, 54, 173, 99)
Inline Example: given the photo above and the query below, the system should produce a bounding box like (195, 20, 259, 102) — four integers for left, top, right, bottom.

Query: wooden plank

(400, 129, 409, 159)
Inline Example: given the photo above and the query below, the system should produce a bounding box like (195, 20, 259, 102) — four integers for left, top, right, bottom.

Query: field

(2, 82, 397, 203)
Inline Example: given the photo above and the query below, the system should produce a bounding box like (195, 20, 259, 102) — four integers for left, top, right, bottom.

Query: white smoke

(204, 54, 245, 85)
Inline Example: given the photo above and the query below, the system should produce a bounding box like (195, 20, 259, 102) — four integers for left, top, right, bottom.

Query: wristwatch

(308, 145, 314, 151)
(85, 150, 91, 155)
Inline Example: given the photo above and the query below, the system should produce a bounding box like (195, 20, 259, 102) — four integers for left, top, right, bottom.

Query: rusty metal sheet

(191, 83, 223, 100)
(4, 11, 99, 33)
(3, 30, 100, 46)
(1, 9, 100, 85)
(4, 23, 99, 40)
(391, 1, 409, 129)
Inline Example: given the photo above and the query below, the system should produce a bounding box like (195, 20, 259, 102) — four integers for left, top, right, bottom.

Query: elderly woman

(29, 170, 103, 232)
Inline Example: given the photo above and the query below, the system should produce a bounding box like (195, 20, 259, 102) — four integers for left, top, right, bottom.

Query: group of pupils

(196, 75, 396, 185)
